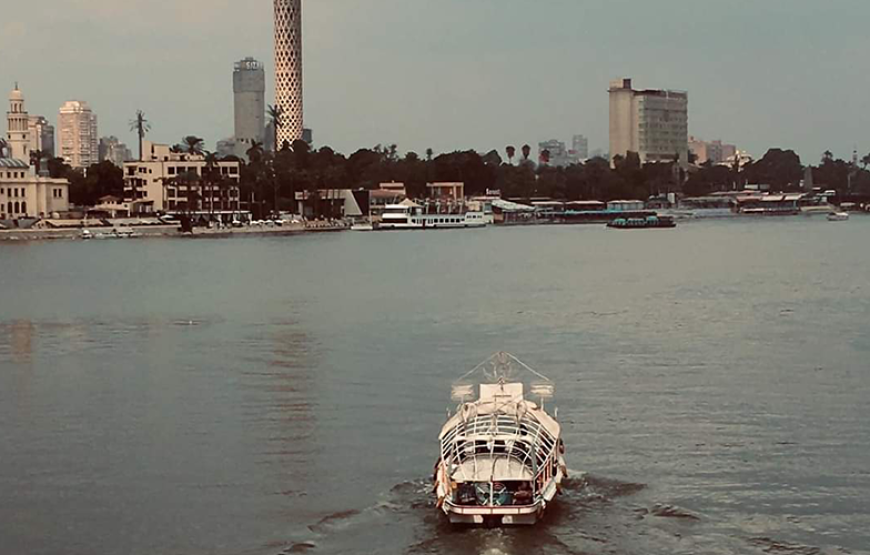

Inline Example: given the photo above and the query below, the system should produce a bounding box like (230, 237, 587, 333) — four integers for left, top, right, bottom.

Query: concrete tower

(274, 0, 303, 148)
(7, 85, 30, 160)
(233, 57, 266, 146)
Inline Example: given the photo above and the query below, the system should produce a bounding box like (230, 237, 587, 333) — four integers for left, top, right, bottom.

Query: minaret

(274, 0, 303, 148)
(7, 84, 30, 160)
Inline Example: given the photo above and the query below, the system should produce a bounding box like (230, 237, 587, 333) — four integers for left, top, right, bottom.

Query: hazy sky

(2, 0, 868, 162)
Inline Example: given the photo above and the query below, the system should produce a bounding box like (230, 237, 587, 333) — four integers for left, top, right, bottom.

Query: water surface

(1, 218, 869, 554)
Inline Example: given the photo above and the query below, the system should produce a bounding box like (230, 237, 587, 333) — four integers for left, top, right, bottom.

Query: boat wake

(277, 473, 662, 555)
(273, 471, 859, 555)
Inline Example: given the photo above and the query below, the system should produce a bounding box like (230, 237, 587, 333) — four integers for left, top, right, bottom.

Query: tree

(506, 146, 516, 165)
(540, 149, 551, 165)
(0, 138, 8, 157)
(266, 105, 284, 153)
(47, 157, 70, 179)
(66, 161, 124, 206)
(181, 136, 204, 156)
(861, 153, 870, 169)
(129, 110, 151, 161)
(742, 149, 803, 191)
(202, 151, 221, 214)
(521, 144, 531, 162)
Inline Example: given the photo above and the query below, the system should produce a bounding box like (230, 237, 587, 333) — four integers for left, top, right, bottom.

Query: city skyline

(1, 0, 868, 162)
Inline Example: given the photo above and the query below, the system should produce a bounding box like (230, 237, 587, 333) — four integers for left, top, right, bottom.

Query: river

(1, 217, 868, 555)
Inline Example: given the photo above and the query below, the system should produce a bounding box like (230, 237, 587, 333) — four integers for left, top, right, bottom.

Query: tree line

(37, 108, 870, 212)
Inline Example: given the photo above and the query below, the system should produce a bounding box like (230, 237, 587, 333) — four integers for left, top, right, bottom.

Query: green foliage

(742, 149, 803, 191)
(231, 142, 870, 215)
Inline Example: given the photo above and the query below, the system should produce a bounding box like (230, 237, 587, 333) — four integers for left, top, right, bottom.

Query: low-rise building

(0, 159, 70, 219)
(122, 141, 241, 215)
(427, 182, 464, 200)
(1, 87, 69, 220)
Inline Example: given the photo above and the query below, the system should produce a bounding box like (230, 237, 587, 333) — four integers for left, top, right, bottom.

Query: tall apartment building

(99, 136, 133, 167)
(609, 78, 688, 167)
(27, 116, 55, 158)
(59, 100, 99, 169)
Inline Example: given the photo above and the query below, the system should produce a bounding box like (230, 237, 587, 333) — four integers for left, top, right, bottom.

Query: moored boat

(827, 211, 849, 222)
(379, 204, 487, 230)
(607, 214, 676, 229)
(434, 352, 566, 526)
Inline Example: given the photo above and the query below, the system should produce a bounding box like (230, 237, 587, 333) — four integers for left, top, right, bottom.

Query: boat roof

(454, 455, 534, 482)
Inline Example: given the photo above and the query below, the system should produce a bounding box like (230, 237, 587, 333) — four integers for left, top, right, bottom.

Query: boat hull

(443, 503, 544, 525)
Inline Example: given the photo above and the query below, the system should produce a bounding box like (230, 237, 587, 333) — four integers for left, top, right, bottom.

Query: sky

(1, 0, 868, 163)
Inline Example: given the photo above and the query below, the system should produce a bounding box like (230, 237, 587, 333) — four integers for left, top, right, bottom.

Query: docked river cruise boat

(434, 353, 567, 525)
(379, 203, 488, 230)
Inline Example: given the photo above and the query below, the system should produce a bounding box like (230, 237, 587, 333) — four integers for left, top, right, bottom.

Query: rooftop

(0, 158, 30, 169)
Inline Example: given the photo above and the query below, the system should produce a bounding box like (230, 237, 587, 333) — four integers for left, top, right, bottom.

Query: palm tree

(822, 150, 834, 164)
(540, 149, 551, 165)
(861, 153, 870, 169)
(246, 140, 265, 164)
(182, 136, 204, 156)
(426, 148, 434, 162)
(203, 151, 220, 214)
(266, 105, 284, 153)
(0, 138, 8, 157)
(521, 144, 531, 161)
(129, 110, 151, 161)
(506, 146, 516, 165)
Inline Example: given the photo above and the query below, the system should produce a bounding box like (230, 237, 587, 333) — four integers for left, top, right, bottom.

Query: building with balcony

(123, 141, 241, 215)
(59, 100, 99, 169)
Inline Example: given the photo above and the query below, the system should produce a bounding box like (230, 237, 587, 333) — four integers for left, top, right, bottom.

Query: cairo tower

(274, 0, 303, 147)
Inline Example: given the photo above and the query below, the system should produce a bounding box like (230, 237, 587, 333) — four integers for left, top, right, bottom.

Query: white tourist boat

(434, 352, 567, 526)
(827, 211, 850, 222)
(379, 203, 487, 230)
(350, 221, 375, 232)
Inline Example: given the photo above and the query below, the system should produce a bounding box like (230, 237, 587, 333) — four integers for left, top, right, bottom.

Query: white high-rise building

(609, 78, 688, 167)
(274, 0, 303, 148)
(59, 100, 99, 169)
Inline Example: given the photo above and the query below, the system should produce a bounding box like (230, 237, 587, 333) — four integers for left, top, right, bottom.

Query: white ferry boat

(378, 204, 487, 230)
(434, 352, 567, 526)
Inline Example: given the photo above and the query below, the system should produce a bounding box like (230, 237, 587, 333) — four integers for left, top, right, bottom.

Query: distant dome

(9, 87, 23, 101)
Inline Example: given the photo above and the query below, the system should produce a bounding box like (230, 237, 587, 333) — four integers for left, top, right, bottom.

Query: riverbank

(0, 220, 348, 242)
